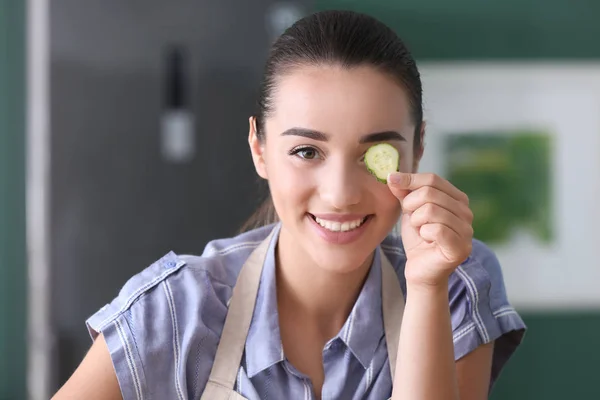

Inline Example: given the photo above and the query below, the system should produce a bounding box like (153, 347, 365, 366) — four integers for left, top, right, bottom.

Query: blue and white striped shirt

(86, 223, 526, 400)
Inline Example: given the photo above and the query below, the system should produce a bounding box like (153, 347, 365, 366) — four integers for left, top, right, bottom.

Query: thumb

(387, 172, 411, 202)
(387, 172, 415, 188)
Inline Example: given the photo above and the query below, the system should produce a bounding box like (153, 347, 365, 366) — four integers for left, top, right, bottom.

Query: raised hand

(387, 172, 474, 287)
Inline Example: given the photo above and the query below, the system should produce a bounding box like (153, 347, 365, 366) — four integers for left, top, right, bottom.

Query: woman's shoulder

(449, 239, 527, 387)
(381, 233, 513, 296)
(382, 233, 524, 327)
(86, 224, 275, 336)
(83, 224, 275, 399)
(382, 234, 526, 387)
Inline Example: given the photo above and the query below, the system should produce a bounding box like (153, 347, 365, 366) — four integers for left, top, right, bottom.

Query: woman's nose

(319, 160, 362, 210)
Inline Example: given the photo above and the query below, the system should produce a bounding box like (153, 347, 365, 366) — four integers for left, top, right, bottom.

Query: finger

(388, 172, 469, 204)
(419, 223, 472, 263)
(410, 203, 473, 239)
(402, 186, 473, 223)
(388, 186, 411, 202)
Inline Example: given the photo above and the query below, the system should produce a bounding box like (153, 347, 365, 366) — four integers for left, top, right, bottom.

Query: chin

(312, 249, 374, 275)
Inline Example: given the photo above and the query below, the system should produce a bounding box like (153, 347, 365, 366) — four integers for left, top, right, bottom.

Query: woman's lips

(307, 213, 372, 245)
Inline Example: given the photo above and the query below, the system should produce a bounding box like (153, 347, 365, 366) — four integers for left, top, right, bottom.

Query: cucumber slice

(365, 143, 399, 183)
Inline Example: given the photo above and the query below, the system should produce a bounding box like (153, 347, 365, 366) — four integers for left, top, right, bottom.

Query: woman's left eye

(289, 146, 320, 160)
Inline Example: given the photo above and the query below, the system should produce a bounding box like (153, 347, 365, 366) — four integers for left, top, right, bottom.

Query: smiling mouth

(308, 214, 370, 232)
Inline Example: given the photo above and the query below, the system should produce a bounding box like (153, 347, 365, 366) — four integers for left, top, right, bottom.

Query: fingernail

(388, 172, 404, 185)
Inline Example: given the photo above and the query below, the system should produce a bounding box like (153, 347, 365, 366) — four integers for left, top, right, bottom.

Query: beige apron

(200, 229, 405, 400)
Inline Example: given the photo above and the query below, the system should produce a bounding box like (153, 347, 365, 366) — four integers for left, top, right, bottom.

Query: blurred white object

(161, 45, 195, 163)
(161, 110, 195, 163)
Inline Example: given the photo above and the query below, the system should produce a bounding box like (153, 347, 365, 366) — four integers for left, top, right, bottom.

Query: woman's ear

(412, 121, 426, 173)
(248, 116, 268, 179)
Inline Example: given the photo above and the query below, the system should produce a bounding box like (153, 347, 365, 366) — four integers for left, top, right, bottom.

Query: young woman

(53, 10, 526, 400)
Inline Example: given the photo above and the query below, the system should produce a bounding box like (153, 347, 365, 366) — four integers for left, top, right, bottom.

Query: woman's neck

(275, 225, 374, 336)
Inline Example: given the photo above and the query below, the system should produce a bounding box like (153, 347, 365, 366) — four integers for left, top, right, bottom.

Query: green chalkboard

(315, 0, 600, 60)
(0, 0, 27, 399)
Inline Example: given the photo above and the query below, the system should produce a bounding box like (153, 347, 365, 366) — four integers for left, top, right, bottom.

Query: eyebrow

(280, 128, 406, 143)
(281, 128, 328, 141)
(359, 131, 406, 143)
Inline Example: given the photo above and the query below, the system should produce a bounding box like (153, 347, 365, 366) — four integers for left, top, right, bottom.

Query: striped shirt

(86, 222, 526, 400)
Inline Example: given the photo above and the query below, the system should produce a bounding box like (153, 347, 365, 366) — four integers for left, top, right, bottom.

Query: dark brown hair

(239, 10, 423, 232)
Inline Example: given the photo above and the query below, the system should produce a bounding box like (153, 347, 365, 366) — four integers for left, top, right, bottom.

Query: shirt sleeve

(85, 251, 187, 400)
(448, 239, 526, 389)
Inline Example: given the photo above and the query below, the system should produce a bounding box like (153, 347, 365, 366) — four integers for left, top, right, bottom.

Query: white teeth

(314, 216, 366, 232)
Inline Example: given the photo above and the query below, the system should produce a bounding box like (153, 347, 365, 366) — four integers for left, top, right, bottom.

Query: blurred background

(1, 0, 599, 399)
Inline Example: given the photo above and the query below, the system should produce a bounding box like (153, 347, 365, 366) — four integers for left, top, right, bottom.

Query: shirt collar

(244, 223, 385, 376)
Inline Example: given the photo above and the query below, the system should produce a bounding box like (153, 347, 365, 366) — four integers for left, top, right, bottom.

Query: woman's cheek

(268, 155, 315, 201)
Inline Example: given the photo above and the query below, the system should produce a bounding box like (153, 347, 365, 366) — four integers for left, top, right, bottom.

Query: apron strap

(380, 248, 405, 381)
(200, 229, 276, 399)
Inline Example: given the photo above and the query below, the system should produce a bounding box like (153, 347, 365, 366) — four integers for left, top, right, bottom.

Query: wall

(316, 0, 600, 59)
(315, 0, 600, 398)
(47, 0, 310, 393)
(0, 1, 27, 399)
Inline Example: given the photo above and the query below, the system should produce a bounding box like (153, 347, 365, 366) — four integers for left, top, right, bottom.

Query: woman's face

(249, 64, 423, 272)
